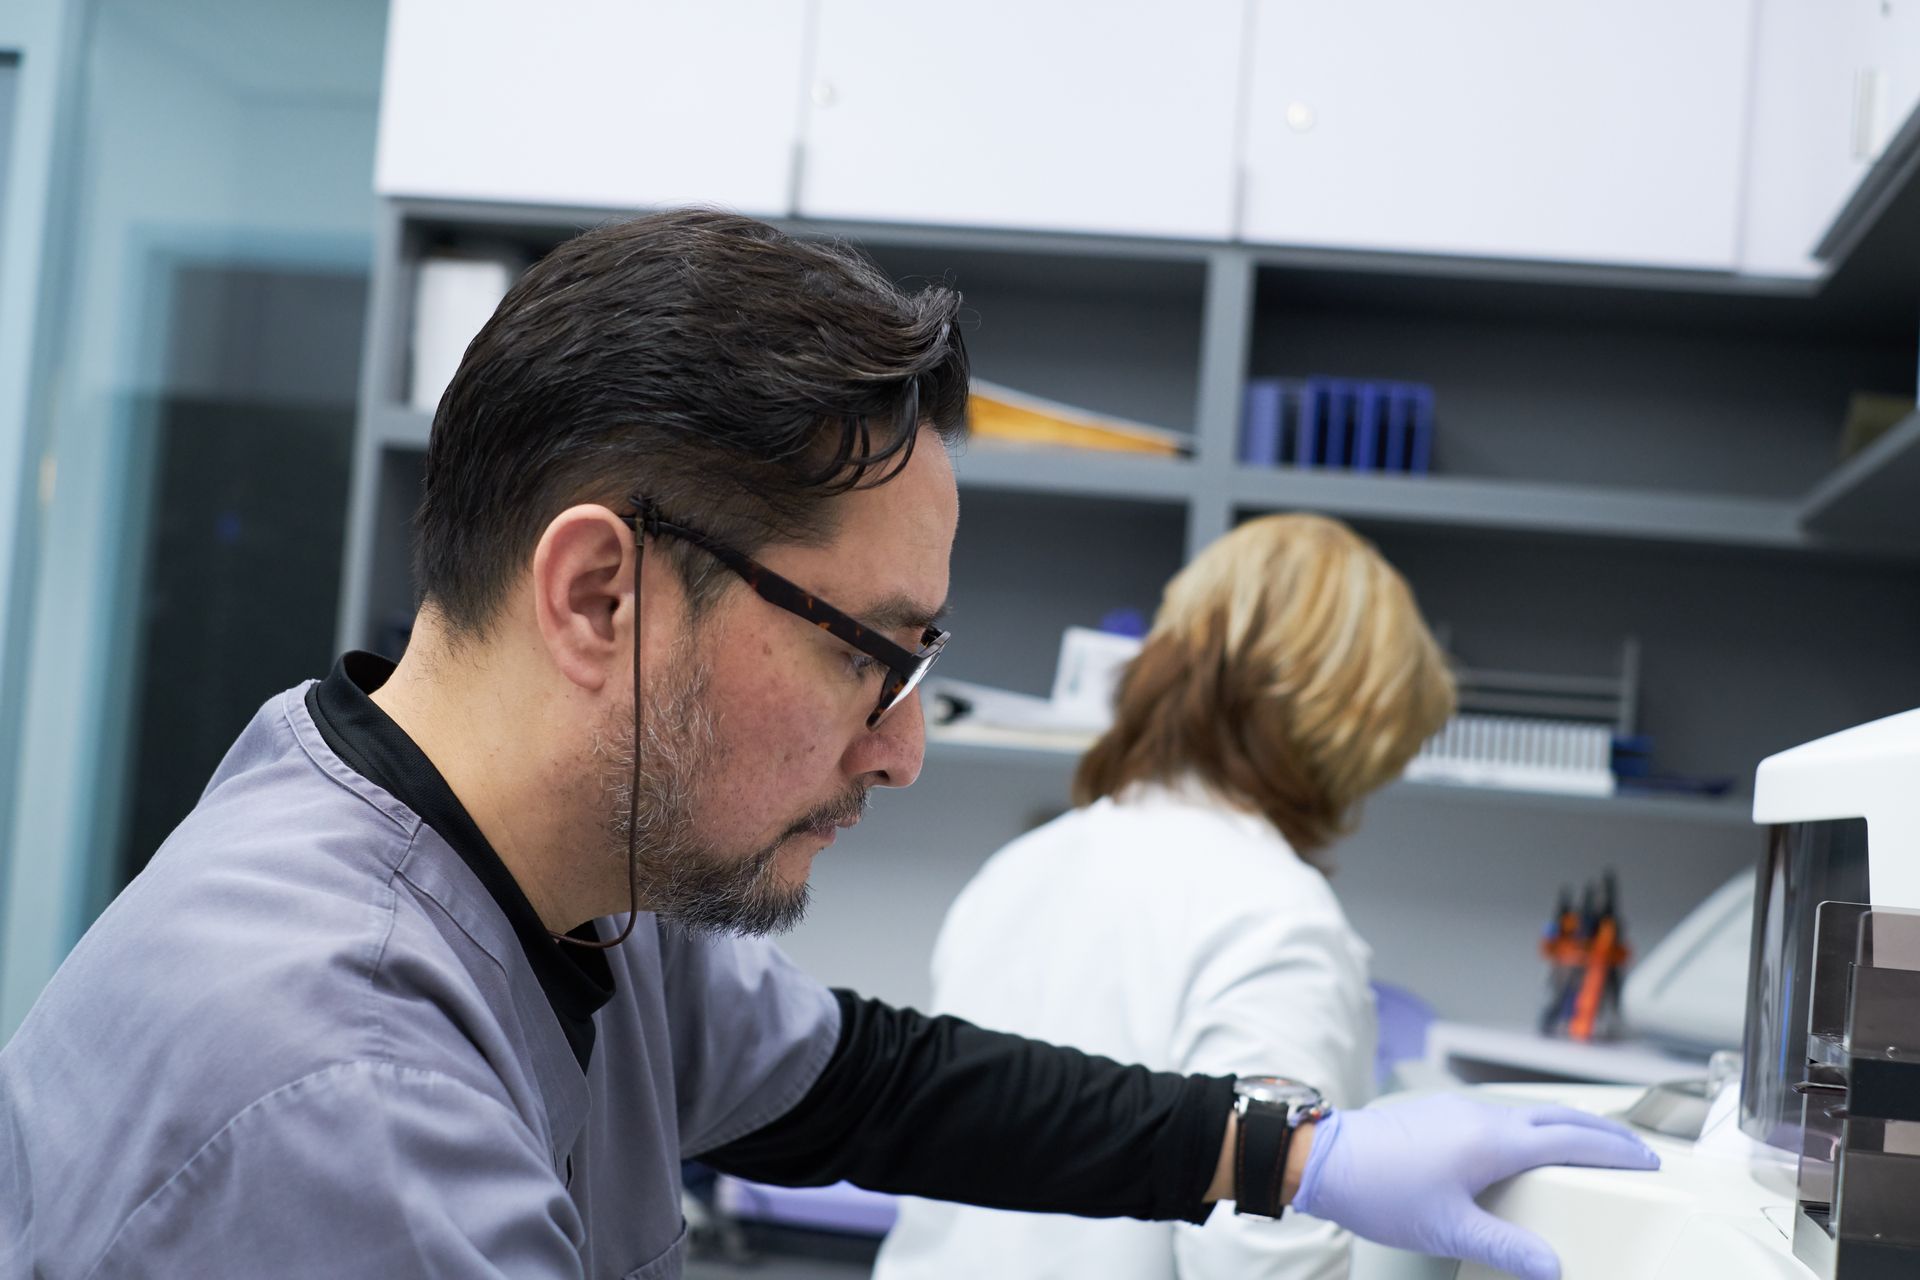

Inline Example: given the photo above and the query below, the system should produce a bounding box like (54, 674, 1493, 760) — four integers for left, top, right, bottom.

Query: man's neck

(369, 619, 594, 933)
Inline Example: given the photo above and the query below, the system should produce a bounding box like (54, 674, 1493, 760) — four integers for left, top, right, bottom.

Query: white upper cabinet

(370, 0, 1911, 278)
(1240, 0, 1755, 269)
(1742, 0, 1920, 279)
(375, 0, 808, 213)
(1741, 1, 1883, 277)
(796, 0, 1244, 239)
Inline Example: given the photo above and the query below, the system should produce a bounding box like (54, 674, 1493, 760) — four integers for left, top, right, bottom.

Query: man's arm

(698, 991, 1238, 1224)
(704, 988, 1663, 1280)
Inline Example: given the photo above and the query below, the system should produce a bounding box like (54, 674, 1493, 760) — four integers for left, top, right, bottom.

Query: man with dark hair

(0, 210, 1654, 1280)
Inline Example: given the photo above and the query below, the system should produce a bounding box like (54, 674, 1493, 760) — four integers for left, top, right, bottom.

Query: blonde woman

(872, 513, 1457, 1280)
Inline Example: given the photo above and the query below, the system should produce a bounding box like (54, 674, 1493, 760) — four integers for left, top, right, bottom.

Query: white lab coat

(872, 778, 1376, 1280)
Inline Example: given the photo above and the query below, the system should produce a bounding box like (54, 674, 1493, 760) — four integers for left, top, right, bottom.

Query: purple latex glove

(1290, 1094, 1660, 1280)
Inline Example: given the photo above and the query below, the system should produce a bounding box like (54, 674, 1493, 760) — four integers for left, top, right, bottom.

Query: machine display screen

(1740, 818, 1870, 1151)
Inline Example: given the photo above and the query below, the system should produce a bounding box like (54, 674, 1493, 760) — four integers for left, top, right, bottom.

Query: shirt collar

(305, 651, 614, 1070)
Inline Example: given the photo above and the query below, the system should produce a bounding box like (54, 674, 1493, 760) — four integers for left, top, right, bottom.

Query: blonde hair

(1074, 514, 1455, 868)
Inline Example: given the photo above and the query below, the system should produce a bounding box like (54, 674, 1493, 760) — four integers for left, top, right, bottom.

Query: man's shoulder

(0, 684, 572, 1278)
(191, 681, 419, 849)
(2, 866, 538, 1277)
(9, 823, 498, 1110)
(9, 676, 517, 1140)
(105, 682, 443, 992)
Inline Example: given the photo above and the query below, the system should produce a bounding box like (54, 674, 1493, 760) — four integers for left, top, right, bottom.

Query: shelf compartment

(1798, 409, 1920, 547)
(387, 199, 1216, 447)
(924, 737, 1753, 827)
(1246, 254, 1917, 511)
(370, 406, 1198, 506)
(1227, 466, 1802, 549)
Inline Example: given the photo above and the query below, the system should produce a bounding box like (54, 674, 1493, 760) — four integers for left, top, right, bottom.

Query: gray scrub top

(0, 684, 842, 1279)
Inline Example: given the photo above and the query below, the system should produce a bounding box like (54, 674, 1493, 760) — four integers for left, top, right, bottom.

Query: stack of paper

(923, 677, 1098, 754)
(968, 380, 1190, 456)
(923, 628, 1145, 755)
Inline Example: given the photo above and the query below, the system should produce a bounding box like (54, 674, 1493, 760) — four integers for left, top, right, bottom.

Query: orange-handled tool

(1569, 915, 1628, 1042)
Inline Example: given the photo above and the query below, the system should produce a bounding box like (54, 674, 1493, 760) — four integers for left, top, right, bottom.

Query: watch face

(1236, 1076, 1324, 1108)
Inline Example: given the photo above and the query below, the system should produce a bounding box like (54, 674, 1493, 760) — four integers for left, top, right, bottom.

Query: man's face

(600, 430, 958, 934)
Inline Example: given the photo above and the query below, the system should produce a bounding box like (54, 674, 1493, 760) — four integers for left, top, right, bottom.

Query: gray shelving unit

(365, 400, 1917, 553)
(341, 194, 1920, 1018)
(926, 737, 1752, 826)
(1230, 467, 1806, 549)
(342, 196, 1920, 794)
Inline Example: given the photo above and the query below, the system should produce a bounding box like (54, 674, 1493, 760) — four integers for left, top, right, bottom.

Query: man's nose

(854, 689, 926, 789)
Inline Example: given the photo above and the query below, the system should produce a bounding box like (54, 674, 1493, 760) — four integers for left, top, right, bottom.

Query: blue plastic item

(1611, 734, 1655, 778)
(1350, 382, 1384, 471)
(1239, 378, 1285, 465)
(1383, 385, 1411, 472)
(1298, 378, 1332, 466)
(1408, 383, 1437, 473)
(1324, 379, 1353, 468)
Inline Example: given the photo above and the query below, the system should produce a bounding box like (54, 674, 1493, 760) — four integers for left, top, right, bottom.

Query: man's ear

(530, 504, 634, 692)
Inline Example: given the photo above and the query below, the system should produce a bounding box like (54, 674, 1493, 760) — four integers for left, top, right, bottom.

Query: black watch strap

(1233, 1096, 1293, 1219)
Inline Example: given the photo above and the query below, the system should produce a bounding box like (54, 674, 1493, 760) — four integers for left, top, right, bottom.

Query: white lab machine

(1356, 707, 1920, 1279)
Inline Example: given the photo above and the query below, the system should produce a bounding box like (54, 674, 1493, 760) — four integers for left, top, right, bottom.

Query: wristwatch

(1231, 1076, 1330, 1220)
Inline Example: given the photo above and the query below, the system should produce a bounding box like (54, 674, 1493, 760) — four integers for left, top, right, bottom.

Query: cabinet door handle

(1853, 67, 1885, 162)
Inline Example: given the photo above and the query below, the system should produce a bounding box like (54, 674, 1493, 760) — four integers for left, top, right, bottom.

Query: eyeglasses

(618, 499, 949, 729)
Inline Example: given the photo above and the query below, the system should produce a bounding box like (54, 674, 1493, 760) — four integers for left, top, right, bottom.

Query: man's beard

(592, 644, 866, 936)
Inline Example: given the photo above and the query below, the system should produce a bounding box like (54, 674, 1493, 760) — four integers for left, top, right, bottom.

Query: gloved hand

(1289, 1094, 1659, 1280)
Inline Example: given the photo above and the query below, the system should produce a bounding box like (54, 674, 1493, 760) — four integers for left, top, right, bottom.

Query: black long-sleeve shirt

(709, 991, 1234, 1223)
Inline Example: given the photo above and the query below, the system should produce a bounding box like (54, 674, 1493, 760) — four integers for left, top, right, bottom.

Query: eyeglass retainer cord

(551, 495, 654, 951)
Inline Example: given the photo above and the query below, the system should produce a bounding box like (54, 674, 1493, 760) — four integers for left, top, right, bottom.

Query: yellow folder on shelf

(967, 379, 1190, 456)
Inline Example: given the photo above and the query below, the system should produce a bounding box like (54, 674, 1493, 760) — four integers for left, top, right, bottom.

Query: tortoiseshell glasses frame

(618, 498, 949, 729)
